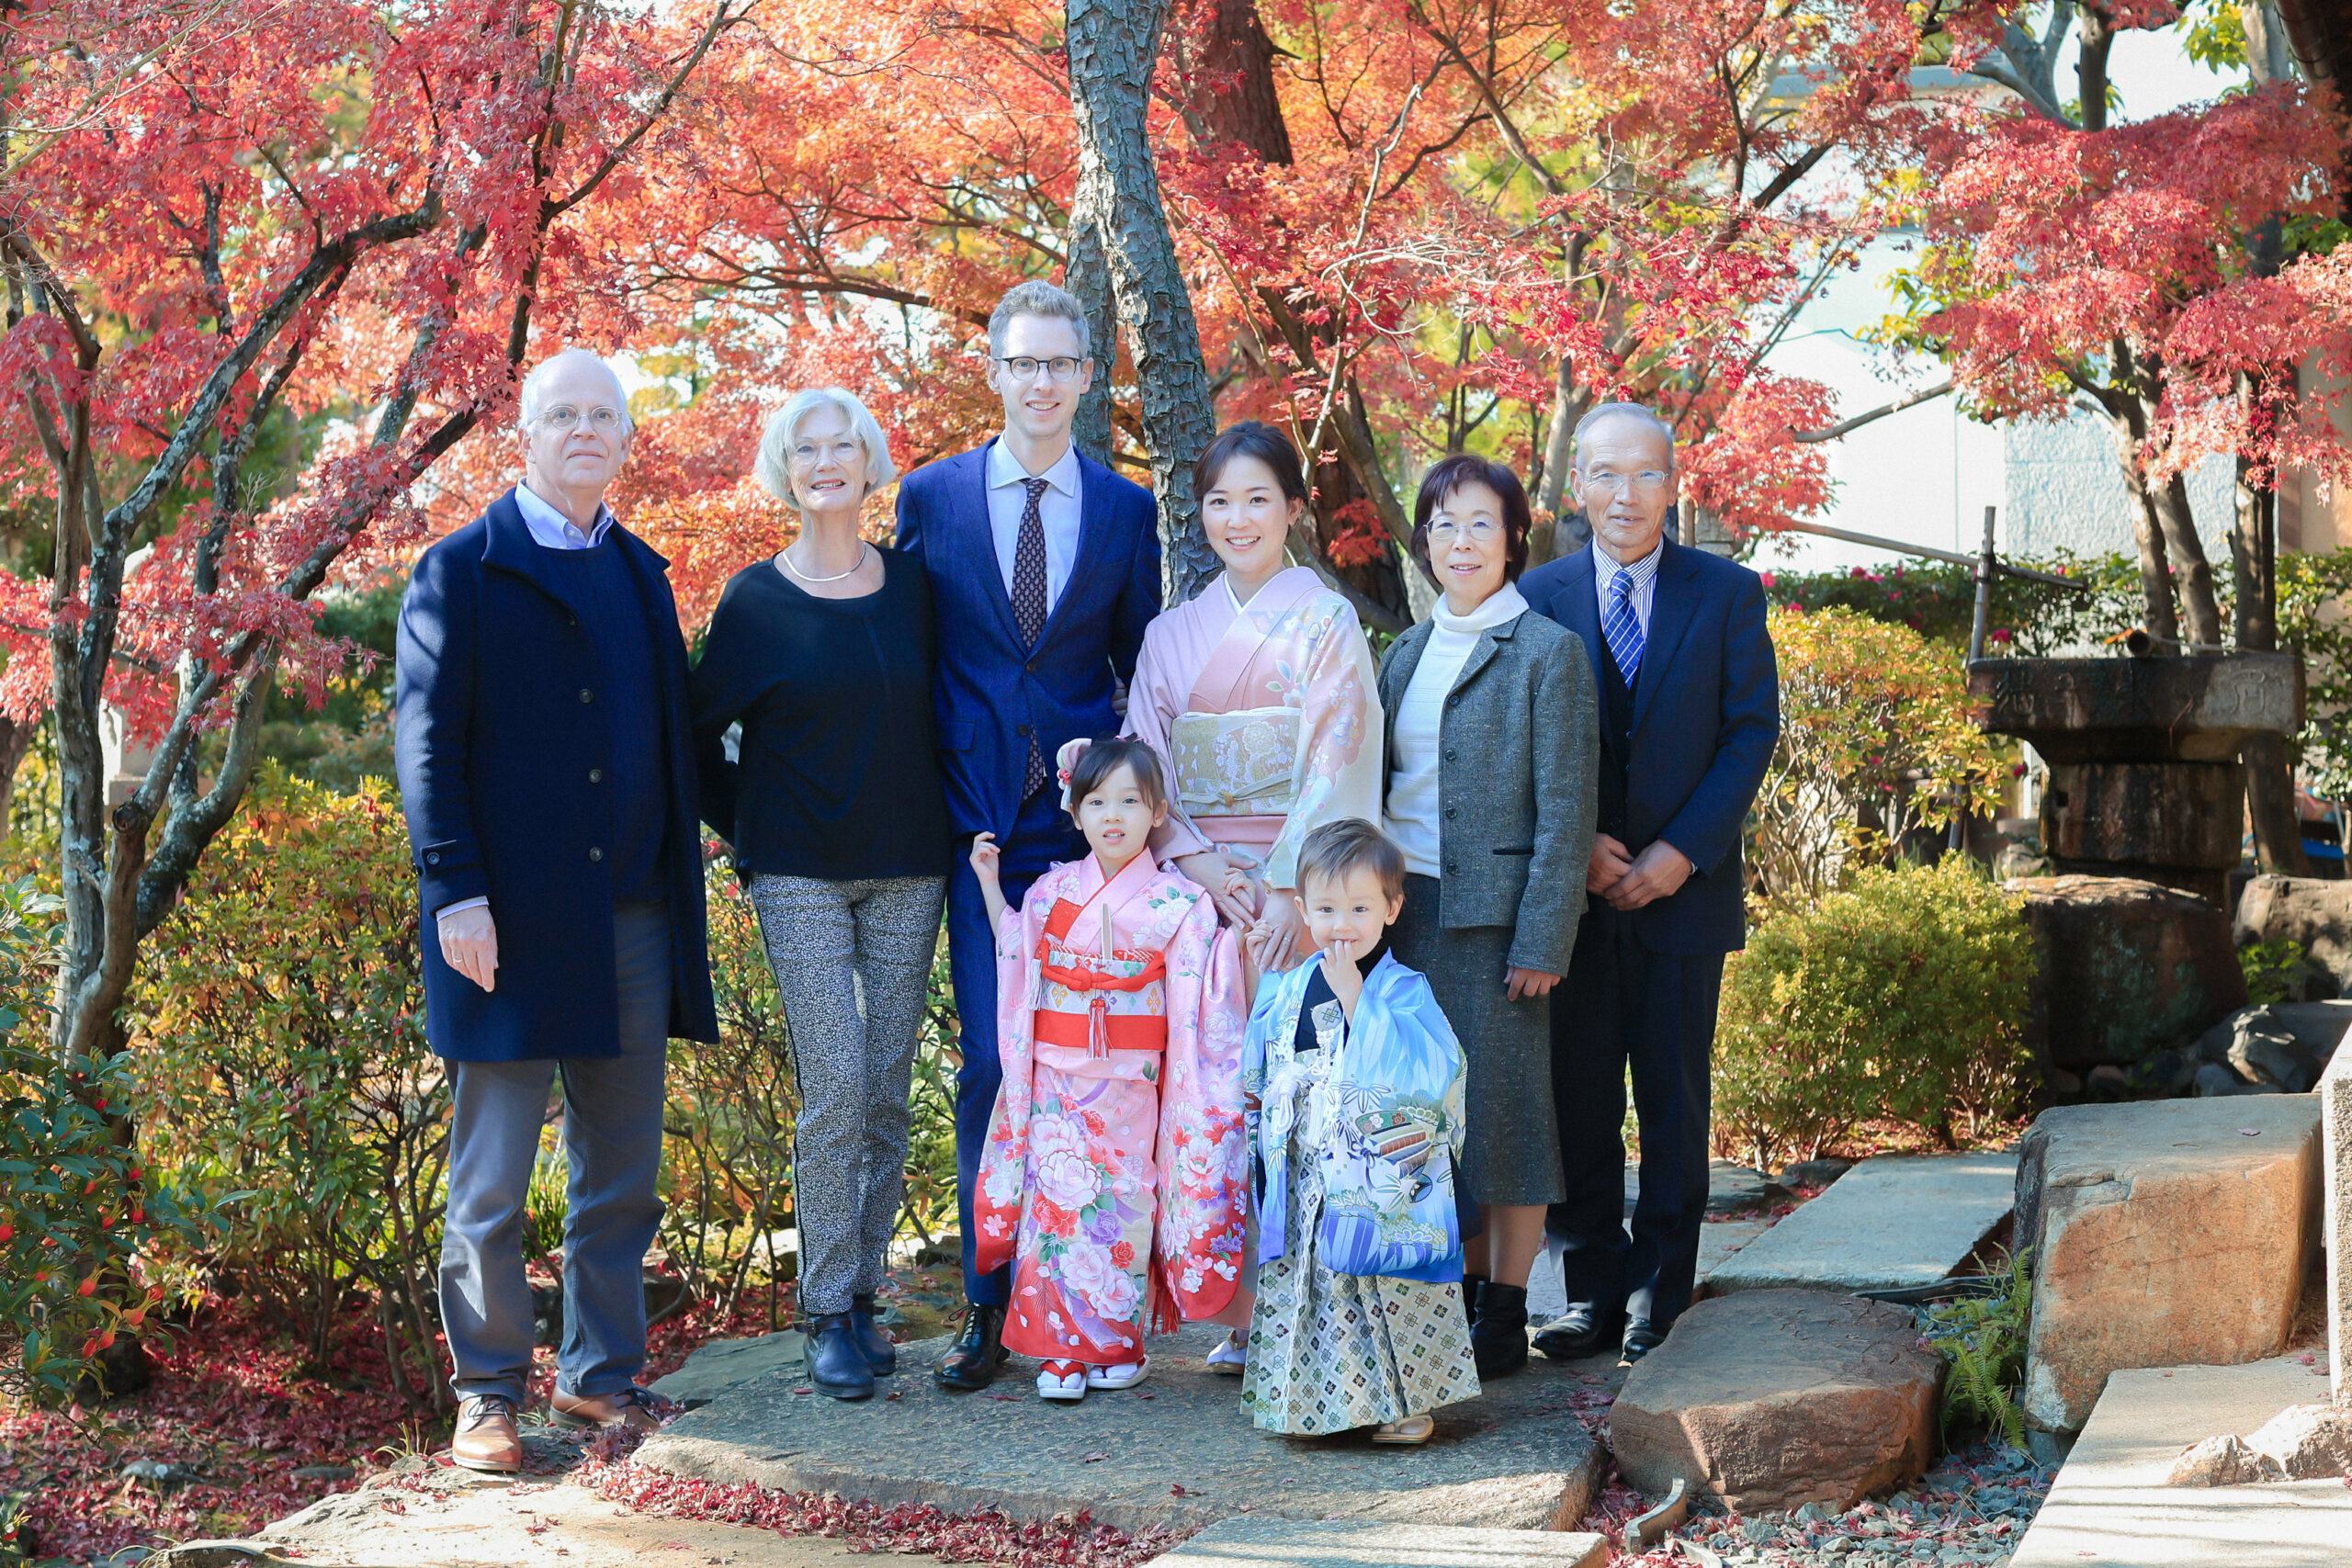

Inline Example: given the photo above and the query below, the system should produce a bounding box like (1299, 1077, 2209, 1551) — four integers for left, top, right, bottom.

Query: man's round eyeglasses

(1581, 468, 1669, 494)
(536, 404, 625, 432)
(995, 355, 1085, 383)
(1428, 518, 1500, 541)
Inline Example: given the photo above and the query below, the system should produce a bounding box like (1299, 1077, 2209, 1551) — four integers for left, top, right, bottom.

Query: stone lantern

(1967, 653, 2303, 906)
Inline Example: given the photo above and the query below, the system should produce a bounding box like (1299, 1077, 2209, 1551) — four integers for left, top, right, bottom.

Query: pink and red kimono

(974, 851, 1250, 1366)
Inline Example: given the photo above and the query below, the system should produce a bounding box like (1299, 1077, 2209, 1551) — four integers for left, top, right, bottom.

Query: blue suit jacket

(1519, 539, 1779, 954)
(893, 439, 1161, 840)
(394, 489, 719, 1061)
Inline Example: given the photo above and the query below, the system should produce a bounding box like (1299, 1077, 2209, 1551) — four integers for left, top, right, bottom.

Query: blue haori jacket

(393, 489, 719, 1063)
(1243, 953, 1468, 1283)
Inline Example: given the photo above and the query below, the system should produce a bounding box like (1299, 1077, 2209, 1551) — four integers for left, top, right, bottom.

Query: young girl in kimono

(1238, 818, 1477, 1445)
(1123, 421, 1384, 1370)
(968, 737, 1250, 1402)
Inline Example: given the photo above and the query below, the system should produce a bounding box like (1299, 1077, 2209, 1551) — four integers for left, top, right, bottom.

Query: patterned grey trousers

(749, 874, 946, 1316)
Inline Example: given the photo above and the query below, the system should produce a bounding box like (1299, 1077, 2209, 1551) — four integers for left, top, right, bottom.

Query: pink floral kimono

(974, 851, 1250, 1367)
(1125, 566, 1384, 896)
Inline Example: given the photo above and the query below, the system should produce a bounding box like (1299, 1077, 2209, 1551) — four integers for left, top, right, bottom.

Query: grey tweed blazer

(1377, 604, 1600, 976)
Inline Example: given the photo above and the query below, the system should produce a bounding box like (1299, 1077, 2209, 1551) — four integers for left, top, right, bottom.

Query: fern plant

(1920, 1247, 2033, 1449)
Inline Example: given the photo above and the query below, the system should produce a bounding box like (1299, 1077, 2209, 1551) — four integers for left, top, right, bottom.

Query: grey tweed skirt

(1390, 873, 1565, 1207)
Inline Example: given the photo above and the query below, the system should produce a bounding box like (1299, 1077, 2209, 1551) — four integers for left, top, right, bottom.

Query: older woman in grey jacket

(1379, 453, 1599, 1380)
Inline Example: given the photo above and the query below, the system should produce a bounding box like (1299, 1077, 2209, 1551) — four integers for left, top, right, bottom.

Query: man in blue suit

(1518, 402, 1778, 1365)
(397, 348, 718, 1468)
(894, 280, 1161, 1390)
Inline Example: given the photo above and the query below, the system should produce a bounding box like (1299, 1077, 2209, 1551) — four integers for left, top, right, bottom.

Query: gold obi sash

(1169, 705, 1302, 818)
(1035, 897, 1168, 1057)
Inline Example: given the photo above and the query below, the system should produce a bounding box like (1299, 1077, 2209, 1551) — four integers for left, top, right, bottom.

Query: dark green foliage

(2239, 938, 2317, 1008)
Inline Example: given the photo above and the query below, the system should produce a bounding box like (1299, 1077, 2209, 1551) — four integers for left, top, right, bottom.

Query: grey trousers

(440, 900, 673, 1404)
(749, 874, 945, 1316)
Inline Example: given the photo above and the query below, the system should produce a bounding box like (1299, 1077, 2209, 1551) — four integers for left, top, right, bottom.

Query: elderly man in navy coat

(1518, 402, 1778, 1367)
(894, 280, 1160, 1391)
(396, 347, 718, 1472)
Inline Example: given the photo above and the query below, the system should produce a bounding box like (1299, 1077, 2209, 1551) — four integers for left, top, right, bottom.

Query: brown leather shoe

(549, 1386, 662, 1432)
(450, 1393, 523, 1473)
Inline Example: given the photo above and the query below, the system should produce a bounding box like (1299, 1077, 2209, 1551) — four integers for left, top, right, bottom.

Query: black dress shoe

(1470, 1281, 1530, 1379)
(933, 1301, 1008, 1392)
(807, 1313, 876, 1400)
(848, 1293, 897, 1375)
(1462, 1274, 1488, 1329)
(1619, 1319, 1666, 1366)
(1533, 1303, 1623, 1361)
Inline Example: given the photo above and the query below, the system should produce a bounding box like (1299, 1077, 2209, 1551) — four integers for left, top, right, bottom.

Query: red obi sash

(1036, 897, 1168, 1057)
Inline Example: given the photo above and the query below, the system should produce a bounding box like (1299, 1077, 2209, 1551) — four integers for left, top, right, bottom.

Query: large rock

(2006, 875, 2247, 1073)
(2325, 1035, 2352, 1404)
(648, 1328, 805, 1409)
(1609, 1290, 1940, 1514)
(2014, 1098, 2322, 1435)
(2235, 875, 2352, 998)
(1141, 1518, 1607, 1568)
(2188, 1004, 2345, 1093)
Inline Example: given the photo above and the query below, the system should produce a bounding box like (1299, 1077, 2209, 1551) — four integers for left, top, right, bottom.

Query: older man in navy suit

(893, 280, 1160, 1391)
(1517, 402, 1778, 1366)
(397, 348, 718, 1469)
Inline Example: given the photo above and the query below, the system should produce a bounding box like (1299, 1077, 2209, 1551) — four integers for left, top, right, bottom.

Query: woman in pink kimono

(968, 738, 1250, 1401)
(1123, 422, 1385, 1366)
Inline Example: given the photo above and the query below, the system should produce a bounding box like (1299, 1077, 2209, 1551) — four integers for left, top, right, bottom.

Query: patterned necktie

(1011, 477, 1051, 797)
(1605, 566, 1645, 683)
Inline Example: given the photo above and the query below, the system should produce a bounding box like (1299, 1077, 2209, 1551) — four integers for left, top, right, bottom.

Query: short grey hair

(1571, 401, 1676, 472)
(754, 388, 899, 510)
(988, 279, 1092, 361)
(518, 347, 634, 435)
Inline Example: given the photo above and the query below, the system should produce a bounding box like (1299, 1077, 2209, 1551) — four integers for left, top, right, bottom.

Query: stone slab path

(2008, 1355, 2346, 1568)
(636, 1324, 1613, 1536)
(1706, 1153, 2016, 1296)
(1143, 1517, 1606, 1567)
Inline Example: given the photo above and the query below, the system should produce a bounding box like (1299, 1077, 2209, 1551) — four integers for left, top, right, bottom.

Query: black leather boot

(806, 1312, 876, 1400)
(1471, 1281, 1530, 1379)
(849, 1292, 897, 1375)
(933, 1302, 1008, 1392)
(1462, 1273, 1489, 1328)
(1533, 1302, 1624, 1361)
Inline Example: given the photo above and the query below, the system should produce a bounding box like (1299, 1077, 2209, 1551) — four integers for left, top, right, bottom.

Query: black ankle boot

(1463, 1274, 1489, 1328)
(806, 1312, 876, 1400)
(933, 1302, 1007, 1392)
(848, 1292, 897, 1375)
(1471, 1282, 1530, 1379)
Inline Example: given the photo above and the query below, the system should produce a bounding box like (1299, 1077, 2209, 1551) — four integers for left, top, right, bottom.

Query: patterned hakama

(1239, 1045, 1478, 1435)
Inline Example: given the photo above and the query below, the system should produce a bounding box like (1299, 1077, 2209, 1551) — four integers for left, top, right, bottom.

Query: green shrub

(1715, 858, 2035, 1172)
(0, 879, 209, 1403)
(1748, 605, 2004, 909)
(134, 768, 450, 1406)
(2239, 937, 2317, 1008)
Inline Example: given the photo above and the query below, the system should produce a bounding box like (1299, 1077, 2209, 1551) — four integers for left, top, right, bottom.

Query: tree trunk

(1181, 0, 1293, 162)
(1067, 0, 1222, 603)
(1065, 198, 1120, 469)
(2235, 441, 2310, 874)
(2150, 468, 2224, 648)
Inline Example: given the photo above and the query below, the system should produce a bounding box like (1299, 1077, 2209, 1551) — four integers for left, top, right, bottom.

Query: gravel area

(1632, 1442, 2052, 1568)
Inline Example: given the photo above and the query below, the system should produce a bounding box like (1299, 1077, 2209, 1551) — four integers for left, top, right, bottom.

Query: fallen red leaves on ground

(571, 1427, 1185, 1568)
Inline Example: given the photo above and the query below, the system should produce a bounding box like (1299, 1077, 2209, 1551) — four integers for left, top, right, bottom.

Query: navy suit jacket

(894, 438, 1160, 840)
(1520, 538, 1779, 955)
(395, 489, 720, 1062)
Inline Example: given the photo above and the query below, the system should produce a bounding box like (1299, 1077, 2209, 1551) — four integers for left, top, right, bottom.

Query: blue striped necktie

(1605, 566, 1644, 682)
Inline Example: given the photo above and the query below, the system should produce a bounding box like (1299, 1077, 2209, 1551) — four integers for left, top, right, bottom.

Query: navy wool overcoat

(394, 489, 719, 1062)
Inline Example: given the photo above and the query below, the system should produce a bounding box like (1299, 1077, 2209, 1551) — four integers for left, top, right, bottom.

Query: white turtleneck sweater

(1385, 583, 1531, 878)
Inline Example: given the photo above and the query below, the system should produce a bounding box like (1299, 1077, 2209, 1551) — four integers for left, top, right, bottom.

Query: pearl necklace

(779, 541, 870, 584)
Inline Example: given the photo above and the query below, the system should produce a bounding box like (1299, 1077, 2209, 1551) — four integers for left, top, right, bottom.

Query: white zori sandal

(1037, 1359, 1088, 1401)
(1371, 1414, 1435, 1445)
(1206, 1333, 1247, 1376)
(1085, 1356, 1149, 1391)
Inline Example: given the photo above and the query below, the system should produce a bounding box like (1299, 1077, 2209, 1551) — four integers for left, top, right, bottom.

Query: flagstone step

(1141, 1516, 1607, 1567)
(634, 1322, 1611, 1536)
(1702, 1151, 2017, 1296)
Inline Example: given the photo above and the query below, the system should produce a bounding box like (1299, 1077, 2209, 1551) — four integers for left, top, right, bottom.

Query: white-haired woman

(689, 388, 952, 1403)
